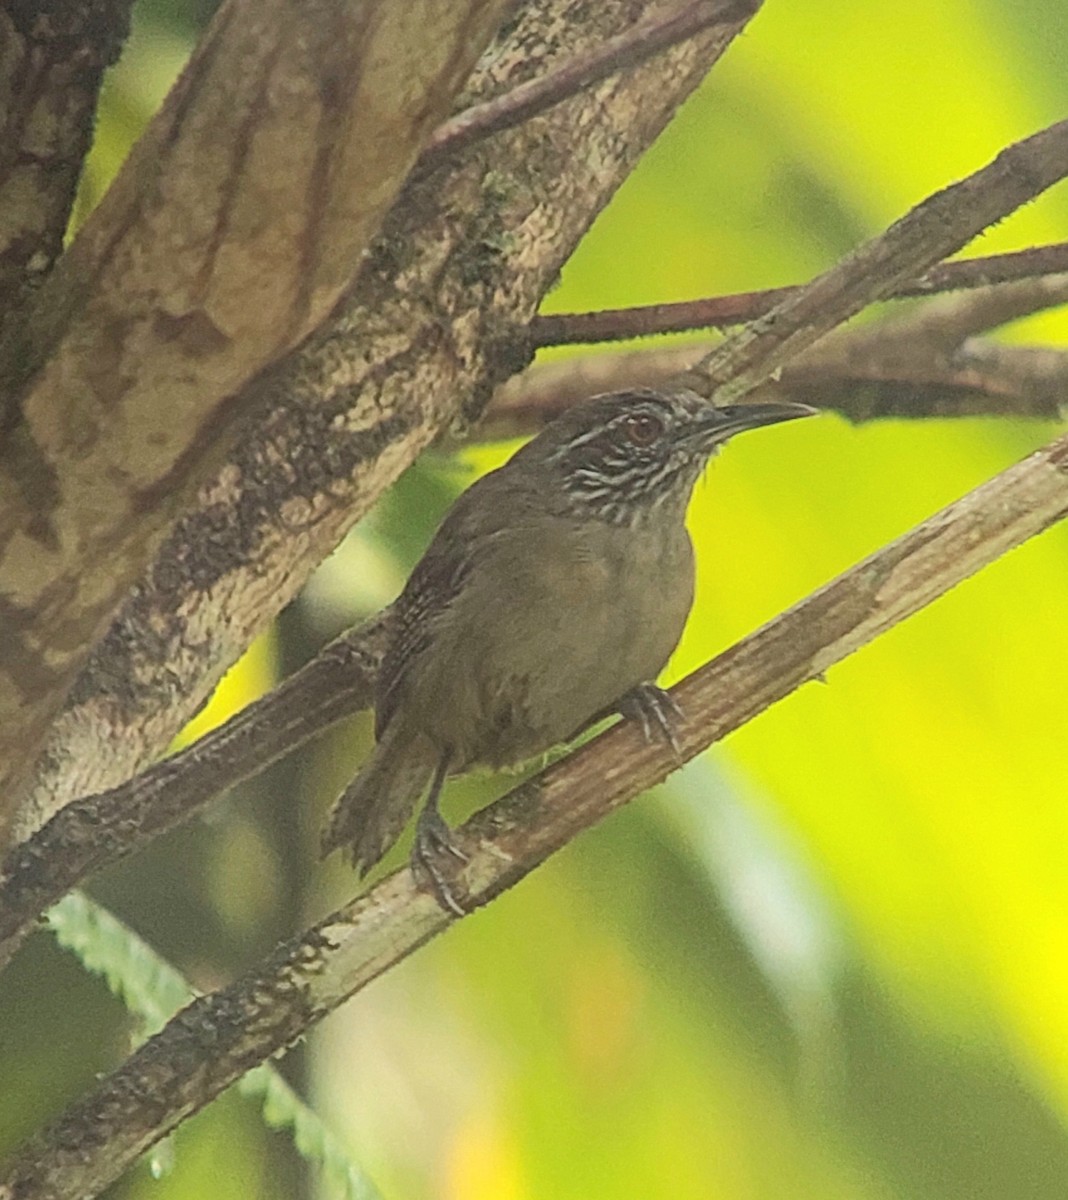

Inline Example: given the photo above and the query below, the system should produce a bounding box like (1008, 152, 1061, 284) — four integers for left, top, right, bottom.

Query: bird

(321, 386, 815, 912)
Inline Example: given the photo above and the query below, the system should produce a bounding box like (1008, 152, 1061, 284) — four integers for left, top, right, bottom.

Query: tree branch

(0, 0, 512, 843)
(0, 616, 388, 949)
(483, 274, 1068, 435)
(3, 423, 1066, 1200)
(4, 110, 1068, 965)
(481, 339, 1068, 436)
(418, 0, 757, 173)
(0, 0, 133, 332)
(17, 1, 758, 844)
(770, 271, 1068, 420)
(680, 119, 1068, 401)
(531, 241, 1068, 345)
(756, 338, 1068, 422)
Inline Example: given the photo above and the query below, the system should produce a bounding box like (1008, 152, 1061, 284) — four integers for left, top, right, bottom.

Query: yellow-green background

(3, 2, 1067, 1197)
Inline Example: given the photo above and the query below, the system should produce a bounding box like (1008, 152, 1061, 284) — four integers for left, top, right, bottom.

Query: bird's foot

(411, 806, 469, 918)
(619, 683, 684, 758)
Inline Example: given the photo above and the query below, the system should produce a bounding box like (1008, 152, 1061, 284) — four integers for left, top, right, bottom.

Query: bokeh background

(3, 2, 1068, 1197)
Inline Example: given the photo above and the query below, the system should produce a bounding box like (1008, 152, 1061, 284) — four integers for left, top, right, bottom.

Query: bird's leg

(412, 750, 469, 917)
(618, 683, 684, 758)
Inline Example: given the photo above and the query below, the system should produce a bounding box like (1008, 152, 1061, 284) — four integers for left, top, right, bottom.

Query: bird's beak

(687, 400, 819, 445)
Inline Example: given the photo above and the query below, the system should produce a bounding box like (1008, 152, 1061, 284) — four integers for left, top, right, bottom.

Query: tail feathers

(320, 726, 437, 876)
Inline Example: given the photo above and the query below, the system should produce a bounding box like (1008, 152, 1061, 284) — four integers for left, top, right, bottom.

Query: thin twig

(531, 242, 1068, 346)
(418, 0, 758, 174)
(678, 120, 1068, 403)
(479, 337, 1068, 438)
(486, 270, 1068, 433)
(4, 425, 1066, 1200)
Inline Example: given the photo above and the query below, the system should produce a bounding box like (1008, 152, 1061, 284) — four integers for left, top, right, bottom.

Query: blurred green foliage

(3, 1, 1067, 1198)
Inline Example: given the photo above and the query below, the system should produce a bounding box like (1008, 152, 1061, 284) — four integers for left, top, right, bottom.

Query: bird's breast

(407, 513, 695, 770)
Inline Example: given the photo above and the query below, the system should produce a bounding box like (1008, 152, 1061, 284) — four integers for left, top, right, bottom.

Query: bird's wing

(374, 468, 541, 738)
(375, 531, 472, 739)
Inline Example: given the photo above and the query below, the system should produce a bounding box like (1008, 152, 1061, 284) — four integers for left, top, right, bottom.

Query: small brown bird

(321, 387, 814, 911)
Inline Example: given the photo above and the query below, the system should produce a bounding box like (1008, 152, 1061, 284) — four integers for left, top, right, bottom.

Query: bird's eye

(623, 411, 664, 447)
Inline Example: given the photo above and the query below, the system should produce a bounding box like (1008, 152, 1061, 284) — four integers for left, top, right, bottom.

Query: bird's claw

(619, 683, 684, 758)
(411, 807, 469, 917)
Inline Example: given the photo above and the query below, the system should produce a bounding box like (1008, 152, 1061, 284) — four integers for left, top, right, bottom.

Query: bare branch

(419, 0, 758, 172)
(482, 275, 1068, 435)
(0, 617, 388, 952)
(679, 120, 1068, 402)
(774, 340, 1068, 423)
(0, 0, 513, 841)
(531, 241, 1068, 345)
(854, 270, 1068, 348)
(772, 272, 1068, 421)
(479, 341, 1066, 437)
(0, 0, 132, 330)
(3, 424, 1066, 1200)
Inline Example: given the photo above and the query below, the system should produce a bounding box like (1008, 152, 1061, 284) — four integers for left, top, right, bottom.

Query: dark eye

(623, 411, 664, 446)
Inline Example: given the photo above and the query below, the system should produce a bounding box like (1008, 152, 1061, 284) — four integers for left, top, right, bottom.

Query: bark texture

(0, 0, 514, 843)
(0, 0, 132, 334)
(18, 0, 758, 840)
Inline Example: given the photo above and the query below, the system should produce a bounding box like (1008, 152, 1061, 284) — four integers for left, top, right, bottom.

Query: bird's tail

(320, 723, 437, 876)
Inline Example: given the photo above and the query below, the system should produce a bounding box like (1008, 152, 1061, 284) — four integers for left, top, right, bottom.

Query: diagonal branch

(484, 274, 1068, 434)
(0, 0, 514, 840)
(4, 112, 1068, 966)
(17, 0, 759, 847)
(3, 423, 1066, 1200)
(419, 0, 757, 173)
(0, 616, 390, 949)
(680, 119, 1068, 401)
(531, 241, 1068, 345)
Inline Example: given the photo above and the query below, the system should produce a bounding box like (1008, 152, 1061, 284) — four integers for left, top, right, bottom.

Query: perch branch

(3, 422, 1066, 1200)
(3, 110, 1068, 966)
